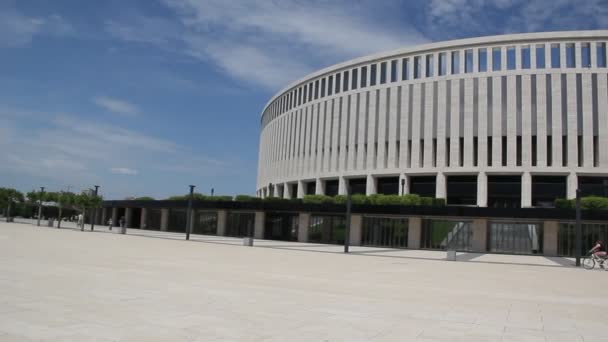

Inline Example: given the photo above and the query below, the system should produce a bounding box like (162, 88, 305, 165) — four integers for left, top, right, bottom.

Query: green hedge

(554, 196, 608, 210)
(234, 195, 262, 202)
(302, 194, 334, 204)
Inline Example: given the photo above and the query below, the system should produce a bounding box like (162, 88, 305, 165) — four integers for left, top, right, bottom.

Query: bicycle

(582, 251, 608, 270)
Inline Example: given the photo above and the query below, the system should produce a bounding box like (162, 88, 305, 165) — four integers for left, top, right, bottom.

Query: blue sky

(0, 0, 606, 199)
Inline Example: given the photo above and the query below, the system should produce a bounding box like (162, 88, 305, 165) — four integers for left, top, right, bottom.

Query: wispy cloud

(110, 167, 138, 175)
(0, 2, 73, 48)
(93, 96, 140, 117)
(105, 0, 428, 90)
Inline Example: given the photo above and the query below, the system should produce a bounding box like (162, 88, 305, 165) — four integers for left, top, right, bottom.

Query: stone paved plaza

(0, 221, 606, 341)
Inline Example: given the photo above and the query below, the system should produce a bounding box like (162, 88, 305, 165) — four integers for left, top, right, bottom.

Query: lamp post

(344, 184, 352, 253)
(185, 185, 195, 241)
(211, 188, 214, 197)
(401, 178, 405, 196)
(37, 187, 45, 226)
(90, 185, 99, 231)
(575, 188, 582, 267)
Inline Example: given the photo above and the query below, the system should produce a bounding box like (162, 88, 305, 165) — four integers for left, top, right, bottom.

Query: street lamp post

(37, 187, 45, 227)
(344, 184, 352, 253)
(211, 188, 214, 197)
(185, 185, 195, 241)
(575, 188, 582, 267)
(401, 178, 405, 196)
(90, 185, 99, 231)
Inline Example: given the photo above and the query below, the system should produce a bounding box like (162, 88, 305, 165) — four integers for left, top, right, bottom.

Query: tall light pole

(37, 187, 45, 226)
(90, 185, 99, 231)
(211, 188, 214, 197)
(344, 184, 352, 253)
(401, 178, 406, 196)
(575, 188, 582, 267)
(185, 185, 195, 240)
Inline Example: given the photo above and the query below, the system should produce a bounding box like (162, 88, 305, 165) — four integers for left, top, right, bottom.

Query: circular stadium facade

(257, 31, 608, 208)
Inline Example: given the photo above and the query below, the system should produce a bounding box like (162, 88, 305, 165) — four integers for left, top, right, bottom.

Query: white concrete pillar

(567, 172, 578, 200)
(254, 211, 265, 239)
(471, 218, 487, 252)
(400, 174, 409, 195)
(408, 217, 422, 249)
(436, 172, 446, 199)
(338, 176, 347, 195)
(140, 208, 147, 229)
(315, 178, 324, 195)
(160, 209, 169, 231)
(477, 172, 487, 207)
(298, 213, 311, 242)
(217, 210, 227, 236)
(521, 172, 532, 208)
(297, 180, 305, 198)
(349, 214, 362, 246)
(284, 183, 291, 199)
(125, 208, 133, 228)
(543, 220, 559, 256)
(365, 174, 376, 195)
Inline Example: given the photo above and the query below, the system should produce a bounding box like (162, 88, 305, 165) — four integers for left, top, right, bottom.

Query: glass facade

(308, 215, 346, 245)
(226, 212, 255, 237)
(192, 211, 217, 235)
(558, 222, 608, 257)
(168, 209, 187, 233)
(362, 216, 408, 248)
(265, 212, 298, 241)
(488, 222, 543, 254)
(421, 219, 472, 251)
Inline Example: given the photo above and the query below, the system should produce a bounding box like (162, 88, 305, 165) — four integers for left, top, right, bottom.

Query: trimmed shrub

(432, 198, 446, 207)
(289, 198, 303, 204)
(234, 195, 262, 202)
(263, 196, 289, 203)
(401, 194, 421, 206)
(302, 194, 334, 204)
(212, 195, 233, 202)
(333, 195, 347, 204)
(419, 197, 434, 206)
(366, 194, 384, 205)
(581, 196, 608, 210)
(374, 194, 403, 205)
(351, 194, 369, 205)
(554, 198, 574, 209)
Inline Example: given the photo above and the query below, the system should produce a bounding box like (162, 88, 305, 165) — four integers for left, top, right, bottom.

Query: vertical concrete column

(124, 208, 133, 228)
(338, 176, 347, 195)
(521, 172, 532, 208)
(365, 175, 376, 195)
(297, 180, 305, 198)
(160, 209, 169, 232)
(477, 172, 487, 207)
(140, 208, 147, 229)
(408, 217, 422, 249)
(349, 214, 362, 246)
(400, 174, 409, 195)
(217, 210, 227, 236)
(283, 183, 291, 199)
(471, 218, 488, 252)
(543, 220, 559, 256)
(315, 178, 324, 195)
(111, 207, 118, 225)
(436, 172, 446, 200)
(567, 172, 578, 200)
(298, 213, 311, 242)
(254, 211, 265, 239)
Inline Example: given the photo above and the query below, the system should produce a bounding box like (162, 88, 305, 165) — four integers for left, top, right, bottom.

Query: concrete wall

(543, 221, 559, 256)
(217, 210, 227, 236)
(254, 211, 265, 239)
(349, 214, 362, 246)
(408, 217, 421, 249)
(298, 213, 310, 243)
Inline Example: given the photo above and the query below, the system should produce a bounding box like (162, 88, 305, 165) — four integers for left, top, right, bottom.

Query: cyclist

(590, 240, 607, 267)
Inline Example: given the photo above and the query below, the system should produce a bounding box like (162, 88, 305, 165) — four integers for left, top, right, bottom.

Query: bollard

(121, 224, 126, 234)
(243, 237, 253, 246)
(446, 249, 457, 261)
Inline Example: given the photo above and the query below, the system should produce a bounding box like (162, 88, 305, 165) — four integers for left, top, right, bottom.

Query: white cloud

(93, 96, 140, 117)
(0, 2, 73, 48)
(110, 167, 138, 175)
(106, 0, 428, 90)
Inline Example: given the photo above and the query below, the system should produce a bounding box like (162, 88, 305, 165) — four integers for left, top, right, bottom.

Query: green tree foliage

(0, 188, 24, 221)
(134, 196, 155, 201)
(302, 194, 334, 204)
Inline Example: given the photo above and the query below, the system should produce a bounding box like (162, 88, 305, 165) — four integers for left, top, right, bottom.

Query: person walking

(108, 217, 113, 231)
(119, 216, 125, 229)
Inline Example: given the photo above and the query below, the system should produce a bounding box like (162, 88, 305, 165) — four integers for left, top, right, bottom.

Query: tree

(0, 188, 24, 222)
(48, 192, 76, 228)
(74, 191, 103, 230)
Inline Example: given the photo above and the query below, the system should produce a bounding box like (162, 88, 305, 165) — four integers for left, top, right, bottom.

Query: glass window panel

(451, 51, 460, 74)
(328, 76, 333, 96)
(314, 80, 319, 99)
(521, 45, 531, 69)
(492, 47, 502, 71)
(439, 52, 447, 75)
(343, 71, 349, 91)
(597, 42, 607, 67)
(370, 64, 377, 86)
(320, 78, 326, 98)
(582, 43, 591, 67)
(390, 60, 397, 82)
(551, 43, 560, 68)
(413, 56, 421, 79)
(465, 49, 473, 73)
(401, 58, 409, 80)
(478, 48, 487, 72)
(426, 54, 434, 77)
(566, 43, 575, 68)
(536, 44, 545, 69)
(507, 46, 516, 70)
(351, 68, 358, 89)
(335, 73, 341, 94)
(380, 62, 387, 84)
(361, 66, 367, 87)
